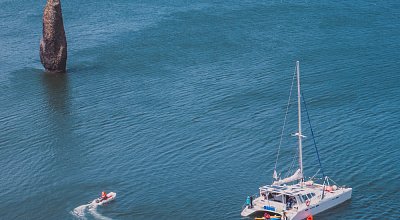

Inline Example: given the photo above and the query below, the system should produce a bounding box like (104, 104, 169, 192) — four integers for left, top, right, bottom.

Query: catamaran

(241, 61, 352, 220)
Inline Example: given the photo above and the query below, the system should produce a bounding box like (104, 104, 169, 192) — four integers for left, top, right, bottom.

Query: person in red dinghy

(100, 191, 108, 201)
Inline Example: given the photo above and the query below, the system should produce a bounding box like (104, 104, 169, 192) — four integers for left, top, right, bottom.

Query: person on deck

(282, 212, 287, 220)
(247, 196, 251, 208)
(100, 191, 108, 201)
(287, 197, 293, 209)
(250, 195, 253, 208)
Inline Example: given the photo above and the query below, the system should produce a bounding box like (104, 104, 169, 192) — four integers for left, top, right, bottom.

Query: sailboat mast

(297, 61, 304, 187)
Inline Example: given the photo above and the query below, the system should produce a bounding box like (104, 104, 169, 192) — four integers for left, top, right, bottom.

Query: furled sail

(273, 169, 302, 185)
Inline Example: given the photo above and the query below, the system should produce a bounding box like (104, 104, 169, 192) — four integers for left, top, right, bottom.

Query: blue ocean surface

(0, 0, 399, 219)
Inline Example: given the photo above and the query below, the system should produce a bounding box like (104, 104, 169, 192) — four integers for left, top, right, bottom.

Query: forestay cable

(301, 90, 325, 177)
(272, 65, 297, 183)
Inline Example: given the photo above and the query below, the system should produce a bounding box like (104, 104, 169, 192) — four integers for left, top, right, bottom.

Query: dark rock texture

(40, 0, 67, 73)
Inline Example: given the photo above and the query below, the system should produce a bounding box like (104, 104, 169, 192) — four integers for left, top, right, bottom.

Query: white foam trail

(71, 204, 89, 220)
(71, 202, 112, 220)
(88, 203, 112, 220)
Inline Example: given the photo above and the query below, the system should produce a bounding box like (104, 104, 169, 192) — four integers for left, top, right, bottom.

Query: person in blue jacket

(247, 196, 251, 208)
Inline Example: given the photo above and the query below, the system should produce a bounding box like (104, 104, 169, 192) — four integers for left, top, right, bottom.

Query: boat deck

(241, 183, 352, 219)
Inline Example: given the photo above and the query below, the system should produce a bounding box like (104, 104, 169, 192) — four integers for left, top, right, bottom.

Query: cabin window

(267, 192, 284, 203)
(301, 195, 308, 202)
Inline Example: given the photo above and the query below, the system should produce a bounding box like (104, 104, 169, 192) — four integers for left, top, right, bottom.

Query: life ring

(306, 200, 310, 206)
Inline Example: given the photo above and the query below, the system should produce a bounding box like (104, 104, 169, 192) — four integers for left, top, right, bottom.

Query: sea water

(0, 0, 399, 219)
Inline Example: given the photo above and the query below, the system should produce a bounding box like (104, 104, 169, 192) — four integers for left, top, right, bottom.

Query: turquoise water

(1, 0, 399, 219)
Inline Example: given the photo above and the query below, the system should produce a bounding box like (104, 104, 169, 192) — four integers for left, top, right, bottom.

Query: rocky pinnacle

(40, 0, 67, 73)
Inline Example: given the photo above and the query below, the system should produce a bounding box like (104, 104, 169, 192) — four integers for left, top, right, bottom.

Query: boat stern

(241, 205, 257, 216)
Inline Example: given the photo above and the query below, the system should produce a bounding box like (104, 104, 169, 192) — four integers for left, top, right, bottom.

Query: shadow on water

(40, 72, 77, 147)
(66, 64, 104, 75)
(41, 73, 71, 116)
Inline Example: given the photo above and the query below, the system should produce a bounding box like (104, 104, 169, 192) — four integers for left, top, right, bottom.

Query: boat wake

(71, 202, 112, 220)
(71, 204, 88, 219)
(88, 203, 112, 220)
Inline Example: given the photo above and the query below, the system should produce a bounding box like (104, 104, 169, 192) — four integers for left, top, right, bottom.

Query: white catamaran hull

(288, 189, 352, 220)
(241, 188, 352, 220)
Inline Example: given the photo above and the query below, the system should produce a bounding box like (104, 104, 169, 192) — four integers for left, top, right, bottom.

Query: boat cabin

(259, 184, 320, 212)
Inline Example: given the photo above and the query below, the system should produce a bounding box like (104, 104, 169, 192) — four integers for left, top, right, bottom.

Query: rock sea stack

(40, 0, 67, 74)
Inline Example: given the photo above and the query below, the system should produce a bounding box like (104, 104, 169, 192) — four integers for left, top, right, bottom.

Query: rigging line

(328, 177, 342, 188)
(285, 148, 299, 179)
(310, 169, 320, 180)
(301, 90, 325, 177)
(285, 142, 299, 179)
(286, 151, 297, 177)
(272, 65, 297, 183)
